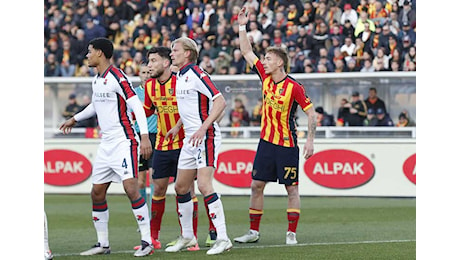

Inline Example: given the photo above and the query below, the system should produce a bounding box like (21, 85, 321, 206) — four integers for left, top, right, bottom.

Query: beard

(150, 69, 164, 79)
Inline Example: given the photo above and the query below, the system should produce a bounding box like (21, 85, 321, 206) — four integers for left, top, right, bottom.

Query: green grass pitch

(44, 194, 415, 259)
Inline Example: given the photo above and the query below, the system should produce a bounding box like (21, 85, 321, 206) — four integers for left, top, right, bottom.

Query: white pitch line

(53, 239, 415, 257)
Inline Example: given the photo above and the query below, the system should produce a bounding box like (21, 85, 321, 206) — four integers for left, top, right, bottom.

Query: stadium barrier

(44, 138, 415, 197)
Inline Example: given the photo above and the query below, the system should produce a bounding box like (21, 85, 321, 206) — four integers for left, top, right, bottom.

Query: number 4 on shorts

(122, 158, 128, 168)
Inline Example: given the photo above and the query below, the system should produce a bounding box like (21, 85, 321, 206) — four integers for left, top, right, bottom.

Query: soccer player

(133, 63, 157, 207)
(59, 37, 154, 257)
(164, 37, 232, 255)
(233, 6, 317, 245)
(135, 46, 217, 251)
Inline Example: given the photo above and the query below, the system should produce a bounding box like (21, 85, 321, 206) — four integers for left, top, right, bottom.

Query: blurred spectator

(84, 18, 106, 42)
(398, 21, 416, 46)
(340, 3, 358, 27)
(126, 0, 150, 17)
(248, 21, 263, 45)
(356, 21, 374, 53)
(44, 53, 61, 77)
(315, 106, 335, 126)
(402, 45, 416, 70)
(76, 95, 98, 128)
(389, 48, 403, 71)
(70, 29, 88, 67)
(384, 34, 401, 58)
(230, 49, 247, 74)
(301, 1, 316, 25)
(229, 98, 250, 126)
(333, 57, 346, 73)
(354, 7, 375, 37)
(345, 58, 360, 72)
(102, 6, 121, 41)
(250, 97, 263, 126)
(214, 51, 232, 75)
(259, 14, 275, 37)
(340, 36, 356, 63)
(325, 2, 342, 27)
(364, 87, 387, 115)
(59, 40, 77, 77)
(132, 14, 150, 40)
(88, 6, 104, 26)
(328, 36, 342, 61)
(343, 91, 367, 126)
(372, 47, 390, 70)
(336, 98, 350, 126)
(199, 54, 216, 75)
(341, 19, 355, 40)
(186, 6, 204, 31)
(133, 28, 150, 51)
(62, 93, 80, 120)
(396, 110, 416, 127)
(388, 11, 401, 36)
(360, 58, 375, 72)
(199, 39, 219, 62)
(371, 0, 388, 25)
(376, 24, 395, 52)
(364, 108, 378, 126)
(401, 35, 413, 58)
(311, 20, 330, 60)
(398, 0, 416, 29)
(375, 108, 394, 126)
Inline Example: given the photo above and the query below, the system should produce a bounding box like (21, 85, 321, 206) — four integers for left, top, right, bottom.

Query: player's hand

(189, 128, 206, 147)
(165, 126, 179, 141)
(140, 134, 152, 160)
(303, 139, 314, 160)
(238, 6, 249, 26)
(59, 117, 77, 134)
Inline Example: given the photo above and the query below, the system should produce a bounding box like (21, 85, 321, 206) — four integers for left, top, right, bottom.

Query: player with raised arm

(233, 6, 317, 245)
(164, 37, 232, 255)
(59, 37, 154, 257)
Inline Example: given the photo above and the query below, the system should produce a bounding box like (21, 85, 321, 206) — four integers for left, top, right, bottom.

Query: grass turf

(45, 194, 415, 259)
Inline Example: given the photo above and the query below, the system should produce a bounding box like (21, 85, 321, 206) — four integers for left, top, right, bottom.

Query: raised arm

(238, 6, 258, 67)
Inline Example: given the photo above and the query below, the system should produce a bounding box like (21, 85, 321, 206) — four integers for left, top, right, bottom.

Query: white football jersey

(91, 65, 138, 142)
(175, 63, 222, 138)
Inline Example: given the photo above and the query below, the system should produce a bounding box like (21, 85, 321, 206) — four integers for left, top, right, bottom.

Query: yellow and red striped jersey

(252, 58, 313, 147)
(144, 73, 184, 151)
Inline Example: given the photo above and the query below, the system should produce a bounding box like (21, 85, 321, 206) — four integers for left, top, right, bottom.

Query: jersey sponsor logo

(44, 149, 92, 186)
(303, 149, 375, 189)
(157, 105, 179, 113)
(402, 153, 416, 184)
(215, 149, 256, 188)
(265, 97, 285, 112)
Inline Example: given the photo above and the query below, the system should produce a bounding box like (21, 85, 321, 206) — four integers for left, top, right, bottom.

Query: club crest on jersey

(104, 78, 108, 85)
(279, 88, 284, 95)
(169, 88, 174, 95)
(185, 76, 189, 82)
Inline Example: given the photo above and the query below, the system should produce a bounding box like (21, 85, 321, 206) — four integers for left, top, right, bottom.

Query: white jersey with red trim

(90, 65, 138, 142)
(175, 63, 222, 138)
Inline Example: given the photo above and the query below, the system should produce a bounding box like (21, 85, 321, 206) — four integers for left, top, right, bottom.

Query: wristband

(239, 25, 246, 31)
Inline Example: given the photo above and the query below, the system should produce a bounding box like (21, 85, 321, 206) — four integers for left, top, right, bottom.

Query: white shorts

(178, 136, 221, 170)
(92, 138, 139, 184)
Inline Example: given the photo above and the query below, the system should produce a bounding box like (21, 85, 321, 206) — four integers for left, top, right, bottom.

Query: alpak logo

(215, 149, 256, 188)
(136, 215, 145, 222)
(402, 153, 416, 184)
(44, 149, 92, 186)
(304, 149, 375, 189)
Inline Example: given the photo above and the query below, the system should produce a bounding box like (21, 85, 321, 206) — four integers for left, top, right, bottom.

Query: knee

(174, 182, 189, 195)
(197, 181, 212, 196)
(251, 181, 265, 195)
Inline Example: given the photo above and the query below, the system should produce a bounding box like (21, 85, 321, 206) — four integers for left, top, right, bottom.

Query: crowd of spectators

(44, 0, 416, 77)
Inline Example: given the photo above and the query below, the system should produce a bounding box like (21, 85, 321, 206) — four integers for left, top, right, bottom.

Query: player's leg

(80, 182, 112, 256)
(165, 168, 198, 252)
(278, 145, 301, 245)
(44, 211, 53, 260)
(124, 177, 154, 256)
(235, 140, 276, 244)
(149, 176, 169, 248)
(197, 166, 232, 255)
(285, 185, 300, 245)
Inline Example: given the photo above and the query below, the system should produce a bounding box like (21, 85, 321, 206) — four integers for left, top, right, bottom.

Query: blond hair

(171, 37, 199, 63)
(266, 46, 289, 72)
